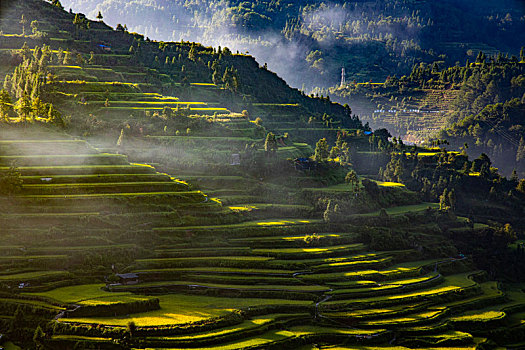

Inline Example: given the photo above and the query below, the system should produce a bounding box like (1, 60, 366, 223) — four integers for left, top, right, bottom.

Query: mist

(58, 0, 428, 89)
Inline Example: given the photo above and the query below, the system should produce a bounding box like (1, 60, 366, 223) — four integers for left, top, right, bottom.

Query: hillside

(326, 54, 525, 175)
(442, 98, 525, 176)
(54, 0, 525, 88)
(2, 127, 525, 349)
(1, 1, 525, 349)
(0, 0, 361, 143)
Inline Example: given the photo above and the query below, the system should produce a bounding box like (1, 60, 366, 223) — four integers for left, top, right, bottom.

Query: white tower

(340, 68, 346, 87)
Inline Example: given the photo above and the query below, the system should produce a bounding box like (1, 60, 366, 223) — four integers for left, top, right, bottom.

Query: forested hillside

(326, 52, 525, 175)
(58, 0, 525, 88)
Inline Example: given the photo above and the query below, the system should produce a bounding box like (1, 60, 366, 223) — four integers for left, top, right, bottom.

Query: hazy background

(58, 0, 525, 90)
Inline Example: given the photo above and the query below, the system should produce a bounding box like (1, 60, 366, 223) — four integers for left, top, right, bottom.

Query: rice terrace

(0, 0, 525, 349)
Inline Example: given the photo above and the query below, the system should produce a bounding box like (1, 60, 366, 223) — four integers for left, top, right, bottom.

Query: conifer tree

(516, 137, 525, 163)
(15, 94, 32, 122)
(264, 132, 277, 156)
(0, 89, 13, 119)
(314, 138, 330, 162)
(439, 188, 449, 210)
(19, 14, 27, 35)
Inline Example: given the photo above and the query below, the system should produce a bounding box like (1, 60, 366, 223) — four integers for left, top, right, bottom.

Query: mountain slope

(58, 0, 525, 88)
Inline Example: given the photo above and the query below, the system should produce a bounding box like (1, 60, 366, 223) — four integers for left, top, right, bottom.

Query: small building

(116, 273, 139, 285)
(97, 44, 111, 52)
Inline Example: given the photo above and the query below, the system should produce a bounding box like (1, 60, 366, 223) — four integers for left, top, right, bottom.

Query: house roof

(116, 273, 138, 279)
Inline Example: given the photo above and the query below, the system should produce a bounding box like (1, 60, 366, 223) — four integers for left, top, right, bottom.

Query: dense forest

(59, 0, 525, 88)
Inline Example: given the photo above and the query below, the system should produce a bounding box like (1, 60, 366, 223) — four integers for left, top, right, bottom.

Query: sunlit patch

(378, 181, 405, 187)
(229, 205, 256, 211)
(190, 83, 217, 86)
(130, 163, 154, 168)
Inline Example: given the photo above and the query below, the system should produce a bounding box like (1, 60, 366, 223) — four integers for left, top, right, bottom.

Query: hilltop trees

(50, 0, 63, 9)
(73, 13, 90, 39)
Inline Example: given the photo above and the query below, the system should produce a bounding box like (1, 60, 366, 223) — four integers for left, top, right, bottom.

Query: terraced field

(20, 215, 525, 349)
(2, 104, 524, 349)
(1, 3, 524, 348)
(0, 130, 226, 284)
(3, 131, 523, 349)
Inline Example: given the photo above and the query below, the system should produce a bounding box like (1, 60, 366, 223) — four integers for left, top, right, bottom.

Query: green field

(61, 293, 312, 326)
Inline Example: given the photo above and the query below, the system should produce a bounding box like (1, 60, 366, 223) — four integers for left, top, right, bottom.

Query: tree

(77, 53, 85, 66)
(9, 305, 24, 337)
(33, 325, 46, 349)
(162, 106, 172, 118)
(314, 138, 330, 162)
(479, 163, 490, 179)
(448, 189, 456, 211)
(51, 0, 64, 9)
(264, 132, 277, 156)
(19, 14, 27, 35)
(323, 199, 333, 222)
(188, 44, 197, 61)
(73, 13, 86, 38)
(516, 137, 525, 163)
(0, 165, 23, 196)
(116, 128, 125, 147)
(345, 170, 360, 196)
(439, 188, 449, 210)
(127, 321, 137, 338)
(374, 128, 392, 140)
(31, 97, 46, 118)
(329, 146, 340, 159)
(30, 20, 39, 35)
(517, 179, 525, 194)
(14, 95, 32, 122)
(88, 51, 95, 65)
(116, 23, 125, 32)
(20, 41, 31, 60)
(47, 103, 64, 127)
(212, 70, 221, 85)
(63, 51, 73, 65)
(0, 89, 13, 119)
(345, 170, 358, 186)
(96, 11, 103, 22)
